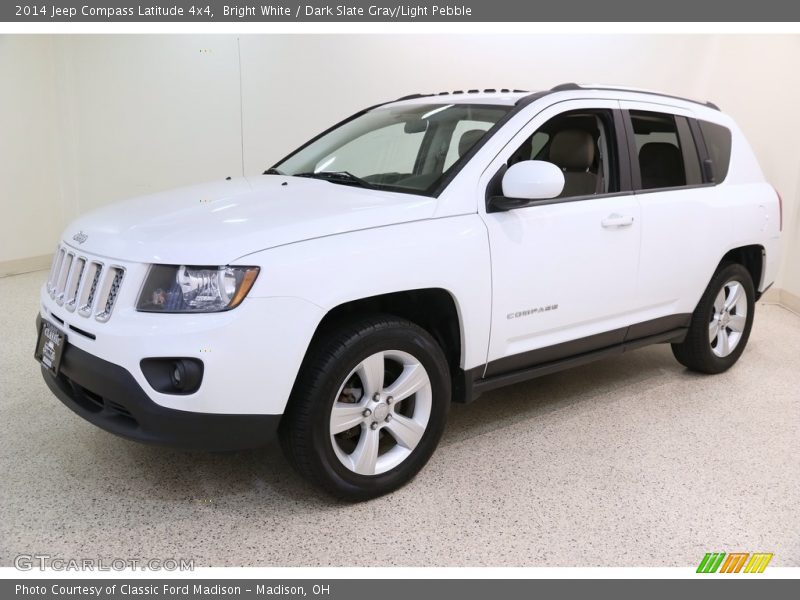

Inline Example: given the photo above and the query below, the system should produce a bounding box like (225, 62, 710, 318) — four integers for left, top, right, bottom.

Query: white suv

(36, 83, 782, 499)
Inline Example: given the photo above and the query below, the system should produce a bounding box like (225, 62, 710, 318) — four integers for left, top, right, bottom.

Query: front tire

(671, 263, 755, 374)
(279, 315, 451, 501)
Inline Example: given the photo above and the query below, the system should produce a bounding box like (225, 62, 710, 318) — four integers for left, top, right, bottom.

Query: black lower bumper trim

(39, 321, 280, 451)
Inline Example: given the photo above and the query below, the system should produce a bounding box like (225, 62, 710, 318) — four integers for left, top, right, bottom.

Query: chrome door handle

(601, 213, 634, 228)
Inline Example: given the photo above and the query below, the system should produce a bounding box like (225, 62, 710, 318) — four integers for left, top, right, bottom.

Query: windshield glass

(272, 103, 512, 196)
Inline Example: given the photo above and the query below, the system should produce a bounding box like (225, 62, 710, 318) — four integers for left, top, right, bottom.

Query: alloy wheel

(329, 350, 432, 476)
(709, 279, 748, 358)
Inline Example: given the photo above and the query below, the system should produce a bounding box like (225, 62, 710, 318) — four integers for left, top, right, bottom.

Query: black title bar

(5, 579, 798, 600)
(3, 0, 800, 22)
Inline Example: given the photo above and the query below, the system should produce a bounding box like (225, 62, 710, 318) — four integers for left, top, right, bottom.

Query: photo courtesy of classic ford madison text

(35, 83, 781, 500)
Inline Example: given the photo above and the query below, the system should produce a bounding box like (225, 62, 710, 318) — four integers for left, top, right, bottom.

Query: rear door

(618, 102, 719, 321)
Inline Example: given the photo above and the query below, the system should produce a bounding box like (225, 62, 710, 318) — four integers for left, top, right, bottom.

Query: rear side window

(698, 120, 733, 183)
(629, 110, 703, 190)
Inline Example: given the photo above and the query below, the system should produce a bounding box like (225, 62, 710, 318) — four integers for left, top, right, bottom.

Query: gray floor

(1, 270, 798, 568)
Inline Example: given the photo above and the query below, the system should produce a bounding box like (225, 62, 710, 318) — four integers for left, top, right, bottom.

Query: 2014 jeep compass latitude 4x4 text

(37, 83, 782, 499)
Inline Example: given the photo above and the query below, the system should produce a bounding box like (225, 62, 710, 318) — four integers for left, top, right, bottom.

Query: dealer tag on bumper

(34, 319, 66, 376)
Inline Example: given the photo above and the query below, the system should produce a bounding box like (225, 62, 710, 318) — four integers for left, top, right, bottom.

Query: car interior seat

(638, 142, 686, 189)
(547, 129, 599, 197)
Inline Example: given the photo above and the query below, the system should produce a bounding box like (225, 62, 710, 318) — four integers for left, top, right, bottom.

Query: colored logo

(697, 552, 773, 573)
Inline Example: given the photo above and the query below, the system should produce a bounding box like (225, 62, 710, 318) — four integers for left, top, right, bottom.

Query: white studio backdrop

(1, 34, 798, 297)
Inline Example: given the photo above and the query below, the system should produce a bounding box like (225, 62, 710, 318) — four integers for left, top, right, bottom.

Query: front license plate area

(35, 319, 67, 376)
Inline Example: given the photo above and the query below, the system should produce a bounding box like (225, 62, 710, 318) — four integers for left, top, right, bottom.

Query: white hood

(60, 176, 437, 264)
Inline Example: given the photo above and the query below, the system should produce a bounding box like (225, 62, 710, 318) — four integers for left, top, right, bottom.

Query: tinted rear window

(699, 121, 732, 183)
(630, 110, 702, 189)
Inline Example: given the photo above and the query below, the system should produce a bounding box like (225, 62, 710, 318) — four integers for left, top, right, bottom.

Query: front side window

(272, 103, 512, 196)
(630, 110, 702, 190)
(507, 109, 620, 199)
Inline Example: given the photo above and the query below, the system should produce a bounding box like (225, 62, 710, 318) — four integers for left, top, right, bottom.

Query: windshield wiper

(293, 171, 376, 190)
(263, 167, 284, 175)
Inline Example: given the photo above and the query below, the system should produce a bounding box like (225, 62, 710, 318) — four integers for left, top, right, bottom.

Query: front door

(480, 99, 642, 376)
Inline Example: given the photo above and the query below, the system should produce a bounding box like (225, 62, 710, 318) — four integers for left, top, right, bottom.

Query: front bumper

(40, 272, 324, 415)
(39, 316, 281, 451)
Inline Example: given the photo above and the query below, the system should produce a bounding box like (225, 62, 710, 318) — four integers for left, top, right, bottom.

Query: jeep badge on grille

(72, 231, 88, 244)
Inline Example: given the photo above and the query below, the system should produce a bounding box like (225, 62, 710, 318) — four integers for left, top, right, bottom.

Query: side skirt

(454, 314, 690, 403)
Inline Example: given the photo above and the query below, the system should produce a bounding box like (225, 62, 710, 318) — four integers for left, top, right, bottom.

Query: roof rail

(394, 93, 432, 101)
(549, 82, 720, 111)
(394, 88, 529, 102)
(514, 90, 552, 107)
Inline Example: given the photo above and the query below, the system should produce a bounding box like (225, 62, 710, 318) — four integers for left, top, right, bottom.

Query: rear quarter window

(699, 121, 733, 183)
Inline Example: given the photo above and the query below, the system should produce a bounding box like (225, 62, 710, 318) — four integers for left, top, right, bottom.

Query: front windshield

(271, 103, 512, 196)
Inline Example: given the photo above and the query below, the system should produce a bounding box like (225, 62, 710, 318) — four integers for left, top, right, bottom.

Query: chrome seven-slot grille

(46, 245, 125, 323)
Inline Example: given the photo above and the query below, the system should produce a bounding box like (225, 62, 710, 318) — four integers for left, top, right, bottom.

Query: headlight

(136, 265, 260, 313)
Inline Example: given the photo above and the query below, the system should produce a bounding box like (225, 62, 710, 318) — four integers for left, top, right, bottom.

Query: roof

(550, 83, 720, 110)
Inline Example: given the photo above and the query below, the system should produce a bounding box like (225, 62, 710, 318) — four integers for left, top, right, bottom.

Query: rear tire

(671, 263, 755, 374)
(279, 315, 450, 501)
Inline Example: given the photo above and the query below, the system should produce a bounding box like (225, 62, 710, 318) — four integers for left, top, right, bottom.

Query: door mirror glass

(501, 160, 565, 200)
